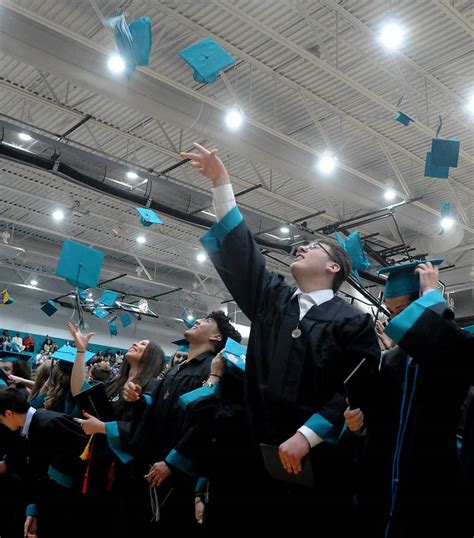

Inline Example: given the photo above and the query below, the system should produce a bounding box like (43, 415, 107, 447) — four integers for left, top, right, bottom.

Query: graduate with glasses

(181, 143, 380, 536)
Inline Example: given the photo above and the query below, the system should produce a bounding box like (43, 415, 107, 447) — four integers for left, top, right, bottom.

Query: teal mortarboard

(51, 345, 94, 370)
(377, 258, 444, 299)
(172, 338, 190, 353)
(222, 337, 247, 373)
(100, 290, 119, 307)
(0, 351, 32, 363)
(178, 38, 236, 84)
(462, 325, 474, 334)
(108, 14, 152, 78)
(120, 313, 133, 328)
(424, 152, 449, 179)
(108, 320, 118, 336)
(431, 138, 460, 168)
(136, 207, 163, 227)
(55, 239, 104, 289)
(93, 306, 109, 319)
(5, 296, 13, 305)
(336, 231, 371, 280)
(41, 300, 58, 317)
(394, 112, 413, 126)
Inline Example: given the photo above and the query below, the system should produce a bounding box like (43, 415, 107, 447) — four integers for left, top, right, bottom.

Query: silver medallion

(291, 328, 302, 339)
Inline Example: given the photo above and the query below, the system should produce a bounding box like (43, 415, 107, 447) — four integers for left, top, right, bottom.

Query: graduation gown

(370, 290, 474, 538)
(200, 207, 381, 535)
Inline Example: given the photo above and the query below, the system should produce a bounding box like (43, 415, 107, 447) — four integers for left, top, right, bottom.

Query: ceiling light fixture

(280, 226, 290, 234)
(18, 132, 32, 141)
(107, 55, 126, 74)
(379, 22, 405, 50)
(467, 96, 474, 114)
(136, 235, 146, 244)
(440, 217, 454, 231)
(196, 252, 206, 263)
(384, 189, 396, 201)
(29, 278, 38, 287)
(52, 209, 65, 221)
(225, 109, 243, 130)
(127, 171, 138, 180)
(318, 154, 337, 175)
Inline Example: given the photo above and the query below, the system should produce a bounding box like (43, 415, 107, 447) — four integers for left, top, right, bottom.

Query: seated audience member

(1, 330, 11, 351)
(88, 361, 112, 384)
(345, 261, 474, 538)
(0, 387, 88, 538)
(23, 334, 35, 352)
(11, 333, 24, 352)
(41, 336, 54, 354)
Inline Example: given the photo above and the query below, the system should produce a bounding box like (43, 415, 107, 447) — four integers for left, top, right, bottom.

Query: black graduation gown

(368, 291, 474, 538)
(20, 409, 88, 537)
(201, 207, 380, 534)
(131, 353, 213, 536)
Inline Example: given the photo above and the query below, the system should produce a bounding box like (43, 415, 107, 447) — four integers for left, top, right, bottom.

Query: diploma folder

(74, 382, 115, 422)
(343, 358, 372, 410)
(260, 443, 314, 488)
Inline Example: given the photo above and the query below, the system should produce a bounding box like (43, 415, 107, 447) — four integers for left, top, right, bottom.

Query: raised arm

(66, 321, 95, 396)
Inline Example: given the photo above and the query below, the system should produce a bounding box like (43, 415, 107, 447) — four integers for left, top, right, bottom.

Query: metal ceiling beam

(219, 1, 474, 165)
(433, 0, 474, 38)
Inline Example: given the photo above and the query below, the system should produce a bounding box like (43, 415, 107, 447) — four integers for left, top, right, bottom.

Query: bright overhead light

(29, 279, 38, 287)
(318, 154, 337, 175)
(52, 209, 65, 221)
(280, 226, 290, 234)
(440, 217, 454, 230)
(384, 189, 396, 201)
(186, 314, 194, 321)
(467, 96, 474, 114)
(196, 252, 207, 263)
(225, 109, 243, 130)
(379, 22, 405, 50)
(18, 132, 32, 141)
(127, 171, 138, 180)
(136, 235, 146, 244)
(107, 55, 125, 74)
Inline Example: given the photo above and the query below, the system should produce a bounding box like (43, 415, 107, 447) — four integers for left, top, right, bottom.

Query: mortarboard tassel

(81, 434, 95, 495)
(107, 462, 116, 492)
(80, 433, 94, 461)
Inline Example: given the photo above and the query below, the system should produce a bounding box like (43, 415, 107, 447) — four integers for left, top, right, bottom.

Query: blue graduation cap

(41, 300, 58, 317)
(5, 296, 13, 305)
(0, 289, 10, 304)
(377, 258, 444, 299)
(99, 290, 119, 307)
(0, 351, 32, 363)
(463, 325, 474, 334)
(55, 239, 104, 289)
(394, 112, 413, 126)
(172, 338, 190, 353)
(108, 320, 118, 336)
(424, 152, 449, 179)
(136, 207, 163, 227)
(120, 313, 133, 328)
(108, 14, 152, 78)
(51, 345, 94, 370)
(336, 231, 371, 280)
(178, 38, 236, 84)
(93, 307, 109, 319)
(431, 138, 460, 168)
(222, 337, 247, 373)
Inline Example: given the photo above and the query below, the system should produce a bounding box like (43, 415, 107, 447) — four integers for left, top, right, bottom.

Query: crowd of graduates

(0, 144, 473, 538)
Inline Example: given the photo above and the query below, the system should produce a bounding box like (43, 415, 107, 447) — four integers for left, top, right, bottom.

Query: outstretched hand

(67, 321, 95, 351)
(180, 143, 230, 186)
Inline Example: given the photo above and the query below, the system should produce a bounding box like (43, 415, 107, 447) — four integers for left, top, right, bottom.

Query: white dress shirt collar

(21, 407, 36, 438)
(292, 288, 334, 305)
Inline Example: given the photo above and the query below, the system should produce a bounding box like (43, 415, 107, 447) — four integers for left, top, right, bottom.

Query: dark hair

(0, 386, 29, 414)
(105, 341, 166, 399)
(206, 311, 242, 353)
(320, 238, 352, 292)
(12, 360, 32, 381)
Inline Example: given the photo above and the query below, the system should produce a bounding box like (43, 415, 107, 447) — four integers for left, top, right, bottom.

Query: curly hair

(206, 311, 242, 352)
(44, 363, 70, 411)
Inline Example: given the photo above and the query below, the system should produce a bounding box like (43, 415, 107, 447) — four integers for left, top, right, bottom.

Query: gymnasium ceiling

(0, 0, 473, 328)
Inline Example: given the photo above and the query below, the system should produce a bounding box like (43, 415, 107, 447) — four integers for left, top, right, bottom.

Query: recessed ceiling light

(379, 22, 405, 51)
(384, 189, 396, 201)
(52, 209, 65, 221)
(18, 132, 32, 141)
(127, 171, 138, 180)
(318, 154, 337, 175)
(280, 226, 290, 234)
(136, 235, 146, 244)
(225, 109, 243, 130)
(440, 217, 454, 231)
(107, 55, 125, 74)
(29, 279, 38, 287)
(196, 252, 206, 263)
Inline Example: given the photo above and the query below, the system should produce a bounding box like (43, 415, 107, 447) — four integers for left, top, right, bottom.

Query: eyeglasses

(304, 241, 336, 263)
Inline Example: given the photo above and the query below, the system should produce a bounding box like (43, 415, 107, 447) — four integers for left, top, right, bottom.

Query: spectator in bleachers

(23, 334, 35, 352)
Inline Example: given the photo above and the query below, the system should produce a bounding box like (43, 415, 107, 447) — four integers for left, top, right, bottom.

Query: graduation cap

(222, 337, 246, 374)
(92, 307, 109, 319)
(0, 289, 10, 305)
(99, 290, 119, 307)
(336, 231, 371, 280)
(431, 138, 460, 168)
(51, 345, 94, 370)
(178, 37, 236, 84)
(41, 301, 58, 317)
(377, 258, 444, 299)
(4, 296, 14, 305)
(394, 112, 413, 126)
(172, 338, 190, 353)
(108, 320, 118, 336)
(108, 13, 152, 78)
(135, 207, 163, 227)
(463, 325, 474, 334)
(424, 152, 449, 179)
(55, 239, 104, 289)
(120, 313, 133, 328)
(0, 351, 32, 364)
